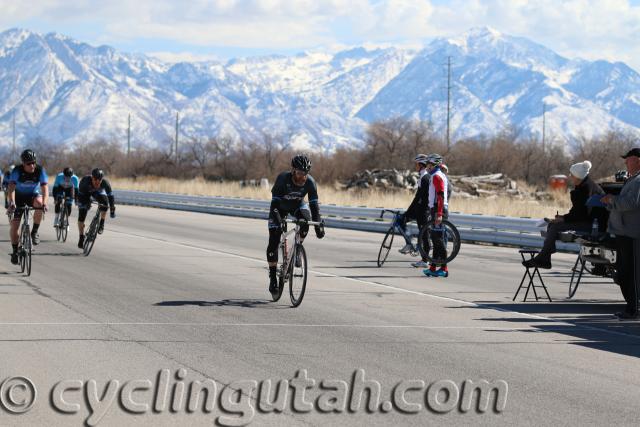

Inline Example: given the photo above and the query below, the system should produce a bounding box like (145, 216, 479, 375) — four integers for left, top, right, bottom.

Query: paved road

(0, 205, 638, 426)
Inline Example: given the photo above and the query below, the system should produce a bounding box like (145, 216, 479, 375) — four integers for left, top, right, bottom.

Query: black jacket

(405, 172, 430, 224)
(563, 175, 606, 226)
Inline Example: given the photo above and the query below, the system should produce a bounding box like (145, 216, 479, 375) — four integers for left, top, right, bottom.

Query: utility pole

(542, 103, 546, 153)
(446, 56, 452, 151)
(175, 112, 179, 163)
(12, 111, 16, 161)
(127, 114, 131, 157)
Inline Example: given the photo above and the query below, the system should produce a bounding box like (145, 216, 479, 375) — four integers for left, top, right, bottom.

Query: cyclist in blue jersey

(76, 168, 115, 249)
(6, 150, 48, 264)
(266, 154, 324, 296)
(2, 165, 14, 209)
(52, 167, 79, 228)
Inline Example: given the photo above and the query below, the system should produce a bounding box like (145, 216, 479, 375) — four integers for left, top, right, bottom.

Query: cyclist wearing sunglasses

(6, 149, 48, 264)
(266, 154, 324, 295)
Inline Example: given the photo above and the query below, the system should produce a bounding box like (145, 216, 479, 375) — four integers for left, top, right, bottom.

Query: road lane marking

(108, 229, 640, 341)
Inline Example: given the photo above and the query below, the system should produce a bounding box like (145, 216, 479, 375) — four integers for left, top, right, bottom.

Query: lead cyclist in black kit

(267, 155, 325, 296)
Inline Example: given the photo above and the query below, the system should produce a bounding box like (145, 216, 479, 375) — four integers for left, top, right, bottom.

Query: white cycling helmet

(426, 153, 444, 166)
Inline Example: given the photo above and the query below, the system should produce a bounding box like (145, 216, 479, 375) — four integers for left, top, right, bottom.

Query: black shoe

(78, 236, 85, 249)
(10, 252, 18, 265)
(98, 222, 104, 234)
(522, 258, 535, 268)
(615, 311, 639, 320)
(295, 252, 302, 268)
(31, 232, 40, 245)
(268, 276, 278, 295)
(530, 257, 551, 269)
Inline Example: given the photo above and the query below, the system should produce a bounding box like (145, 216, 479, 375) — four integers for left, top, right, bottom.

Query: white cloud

(1, 0, 640, 70)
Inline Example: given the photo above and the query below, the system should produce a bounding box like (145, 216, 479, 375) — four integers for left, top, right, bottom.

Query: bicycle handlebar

(379, 209, 403, 219)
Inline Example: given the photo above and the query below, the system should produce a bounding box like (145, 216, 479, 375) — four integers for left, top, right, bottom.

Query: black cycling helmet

(63, 167, 74, 177)
(291, 154, 311, 172)
(91, 168, 104, 180)
(20, 149, 36, 163)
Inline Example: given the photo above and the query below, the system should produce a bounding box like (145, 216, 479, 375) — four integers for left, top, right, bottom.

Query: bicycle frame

(278, 218, 321, 279)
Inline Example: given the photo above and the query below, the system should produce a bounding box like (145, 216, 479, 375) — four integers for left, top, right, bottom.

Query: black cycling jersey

(78, 176, 115, 208)
(269, 171, 320, 221)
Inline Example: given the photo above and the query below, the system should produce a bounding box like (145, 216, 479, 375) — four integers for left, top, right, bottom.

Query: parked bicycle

(377, 209, 420, 267)
(83, 203, 110, 256)
(13, 205, 45, 276)
(55, 196, 73, 243)
(272, 217, 322, 307)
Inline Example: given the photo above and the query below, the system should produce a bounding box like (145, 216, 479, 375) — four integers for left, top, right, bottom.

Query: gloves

(314, 222, 325, 239)
(272, 209, 282, 228)
(110, 206, 116, 219)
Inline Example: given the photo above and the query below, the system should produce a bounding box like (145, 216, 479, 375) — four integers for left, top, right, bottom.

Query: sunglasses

(24, 161, 36, 166)
(294, 169, 308, 176)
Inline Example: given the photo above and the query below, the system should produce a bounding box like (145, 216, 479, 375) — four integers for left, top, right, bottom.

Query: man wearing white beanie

(525, 160, 605, 269)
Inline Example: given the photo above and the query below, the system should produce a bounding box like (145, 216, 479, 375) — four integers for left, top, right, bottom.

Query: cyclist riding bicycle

(2, 165, 14, 209)
(422, 153, 450, 278)
(267, 154, 324, 296)
(6, 150, 48, 264)
(397, 154, 431, 268)
(52, 167, 79, 227)
(77, 168, 115, 249)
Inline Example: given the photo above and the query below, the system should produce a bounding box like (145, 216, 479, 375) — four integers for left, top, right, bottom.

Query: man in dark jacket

(525, 160, 604, 269)
(398, 154, 431, 268)
(602, 148, 640, 320)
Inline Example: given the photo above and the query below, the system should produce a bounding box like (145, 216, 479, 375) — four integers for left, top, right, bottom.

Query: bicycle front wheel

(83, 217, 99, 256)
(22, 224, 32, 276)
(56, 216, 63, 241)
(289, 244, 307, 307)
(61, 210, 69, 242)
(377, 227, 395, 267)
(418, 219, 461, 265)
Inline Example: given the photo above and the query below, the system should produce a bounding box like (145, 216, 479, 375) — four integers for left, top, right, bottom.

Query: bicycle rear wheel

(289, 244, 307, 307)
(271, 244, 287, 302)
(377, 227, 395, 267)
(418, 219, 461, 265)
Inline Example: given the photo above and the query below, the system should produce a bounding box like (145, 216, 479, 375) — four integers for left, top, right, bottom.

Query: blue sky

(2, 0, 640, 70)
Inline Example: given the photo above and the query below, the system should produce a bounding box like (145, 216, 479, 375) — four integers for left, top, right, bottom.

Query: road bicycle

(272, 217, 322, 307)
(83, 203, 111, 256)
(13, 205, 45, 276)
(377, 209, 420, 267)
(55, 196, 73, 242)
(378, 209, 461, 267)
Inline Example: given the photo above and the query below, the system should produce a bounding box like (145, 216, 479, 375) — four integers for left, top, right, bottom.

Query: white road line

(109, 229, 640, 341)
(0, 322, 561, 329)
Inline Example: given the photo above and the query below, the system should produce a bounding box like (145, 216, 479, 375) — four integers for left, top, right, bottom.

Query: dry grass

(111, 176, 570, 218)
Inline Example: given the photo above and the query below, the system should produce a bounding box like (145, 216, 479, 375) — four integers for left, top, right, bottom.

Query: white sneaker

(411, 261, 429, 268)
(398, 244, 413, 254)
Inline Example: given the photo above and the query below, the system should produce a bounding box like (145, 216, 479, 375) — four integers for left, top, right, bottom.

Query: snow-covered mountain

(1, 26, 639, 150)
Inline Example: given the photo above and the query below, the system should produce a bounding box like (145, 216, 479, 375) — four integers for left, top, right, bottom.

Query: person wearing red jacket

(422, 154, 450, 278)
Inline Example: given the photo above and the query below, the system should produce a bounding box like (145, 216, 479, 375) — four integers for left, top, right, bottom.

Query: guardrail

(114, 190, 578, 252)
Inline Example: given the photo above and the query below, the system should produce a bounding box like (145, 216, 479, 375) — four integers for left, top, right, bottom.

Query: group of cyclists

(2, 148, 447, 297)
(1, 149, 116, 264)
